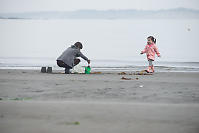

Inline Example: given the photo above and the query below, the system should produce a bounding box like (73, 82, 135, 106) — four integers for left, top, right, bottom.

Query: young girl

(140, 36, 161, 73)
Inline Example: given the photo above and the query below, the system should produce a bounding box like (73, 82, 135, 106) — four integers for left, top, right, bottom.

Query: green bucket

(85, 66, 91, 74)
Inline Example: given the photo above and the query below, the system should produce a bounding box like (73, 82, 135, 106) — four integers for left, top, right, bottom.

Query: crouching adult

(57, 42, 90, 74)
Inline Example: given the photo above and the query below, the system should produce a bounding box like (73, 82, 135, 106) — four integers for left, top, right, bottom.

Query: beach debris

(62, 121, 80, 125)
(121, 77, 139, 80)
(11, 98, 22, 100)
(134, 70, 153, 75)
(121, 77, 131, 80)
(73, 121, 80, 125)
(8, 97, 32, 101)
(118, 72, 136, 75)
(139, 85, 144, 88)
(91, 72, 102, 74)
(118, 72, 127, 75)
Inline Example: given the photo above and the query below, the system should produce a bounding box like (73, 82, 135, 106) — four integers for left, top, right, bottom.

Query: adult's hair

(147, 36, 156, 44)
(74, 42, 83, 49)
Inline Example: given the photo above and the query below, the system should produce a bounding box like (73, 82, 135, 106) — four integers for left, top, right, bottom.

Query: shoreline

(0, 67, 199, 73)
(1, 58, 199, 73)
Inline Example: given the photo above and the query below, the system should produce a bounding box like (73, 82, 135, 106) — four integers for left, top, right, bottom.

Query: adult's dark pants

(57, 59, 80, 74)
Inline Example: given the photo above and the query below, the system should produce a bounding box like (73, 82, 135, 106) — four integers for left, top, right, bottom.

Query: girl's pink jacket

(141, 43, 160, 61)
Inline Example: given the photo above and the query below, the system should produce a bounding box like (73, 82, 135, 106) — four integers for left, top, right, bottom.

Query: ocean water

(0, 19, 199, 72)
(0, 57, 199, 72)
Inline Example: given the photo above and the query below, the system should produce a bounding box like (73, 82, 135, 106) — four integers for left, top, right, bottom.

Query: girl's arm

(154, 45, 160, 57)
(141, 46, 147, 54)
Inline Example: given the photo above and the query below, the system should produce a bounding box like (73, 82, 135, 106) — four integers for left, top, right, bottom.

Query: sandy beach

(0, 69, 199, 133)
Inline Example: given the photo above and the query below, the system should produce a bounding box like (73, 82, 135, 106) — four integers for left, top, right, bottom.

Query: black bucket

(47, 67, 52, 73)
(41, 67, 46, 73)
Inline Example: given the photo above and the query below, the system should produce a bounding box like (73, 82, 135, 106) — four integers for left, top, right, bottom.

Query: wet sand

(0, 69, 199, 133)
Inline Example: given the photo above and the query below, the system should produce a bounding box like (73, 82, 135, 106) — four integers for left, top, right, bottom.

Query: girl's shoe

(145, 66, 151, 73)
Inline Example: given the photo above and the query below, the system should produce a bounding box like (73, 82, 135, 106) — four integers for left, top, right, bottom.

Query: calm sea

(0, 19, 199, 72)
(0, 57, 199, 72)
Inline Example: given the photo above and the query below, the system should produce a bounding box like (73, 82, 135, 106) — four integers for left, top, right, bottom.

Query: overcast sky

(0, 0, 199, 13)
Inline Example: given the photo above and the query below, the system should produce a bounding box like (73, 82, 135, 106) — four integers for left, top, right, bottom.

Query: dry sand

(0, 69, 199, 133)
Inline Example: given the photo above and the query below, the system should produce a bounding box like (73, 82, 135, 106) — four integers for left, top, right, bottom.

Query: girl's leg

(147, 59, 154, 73)
(146, 60, 152, 72)
(149, 60, 155, 73)
(151, 65, 155, 73)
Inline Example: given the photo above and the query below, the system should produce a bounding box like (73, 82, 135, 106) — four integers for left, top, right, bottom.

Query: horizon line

(1, 7, 199, 14)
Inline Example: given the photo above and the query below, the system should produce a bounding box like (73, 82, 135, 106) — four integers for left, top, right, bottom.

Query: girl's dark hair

(74, 42, 83, 49)
(147, 36, 156, 44)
